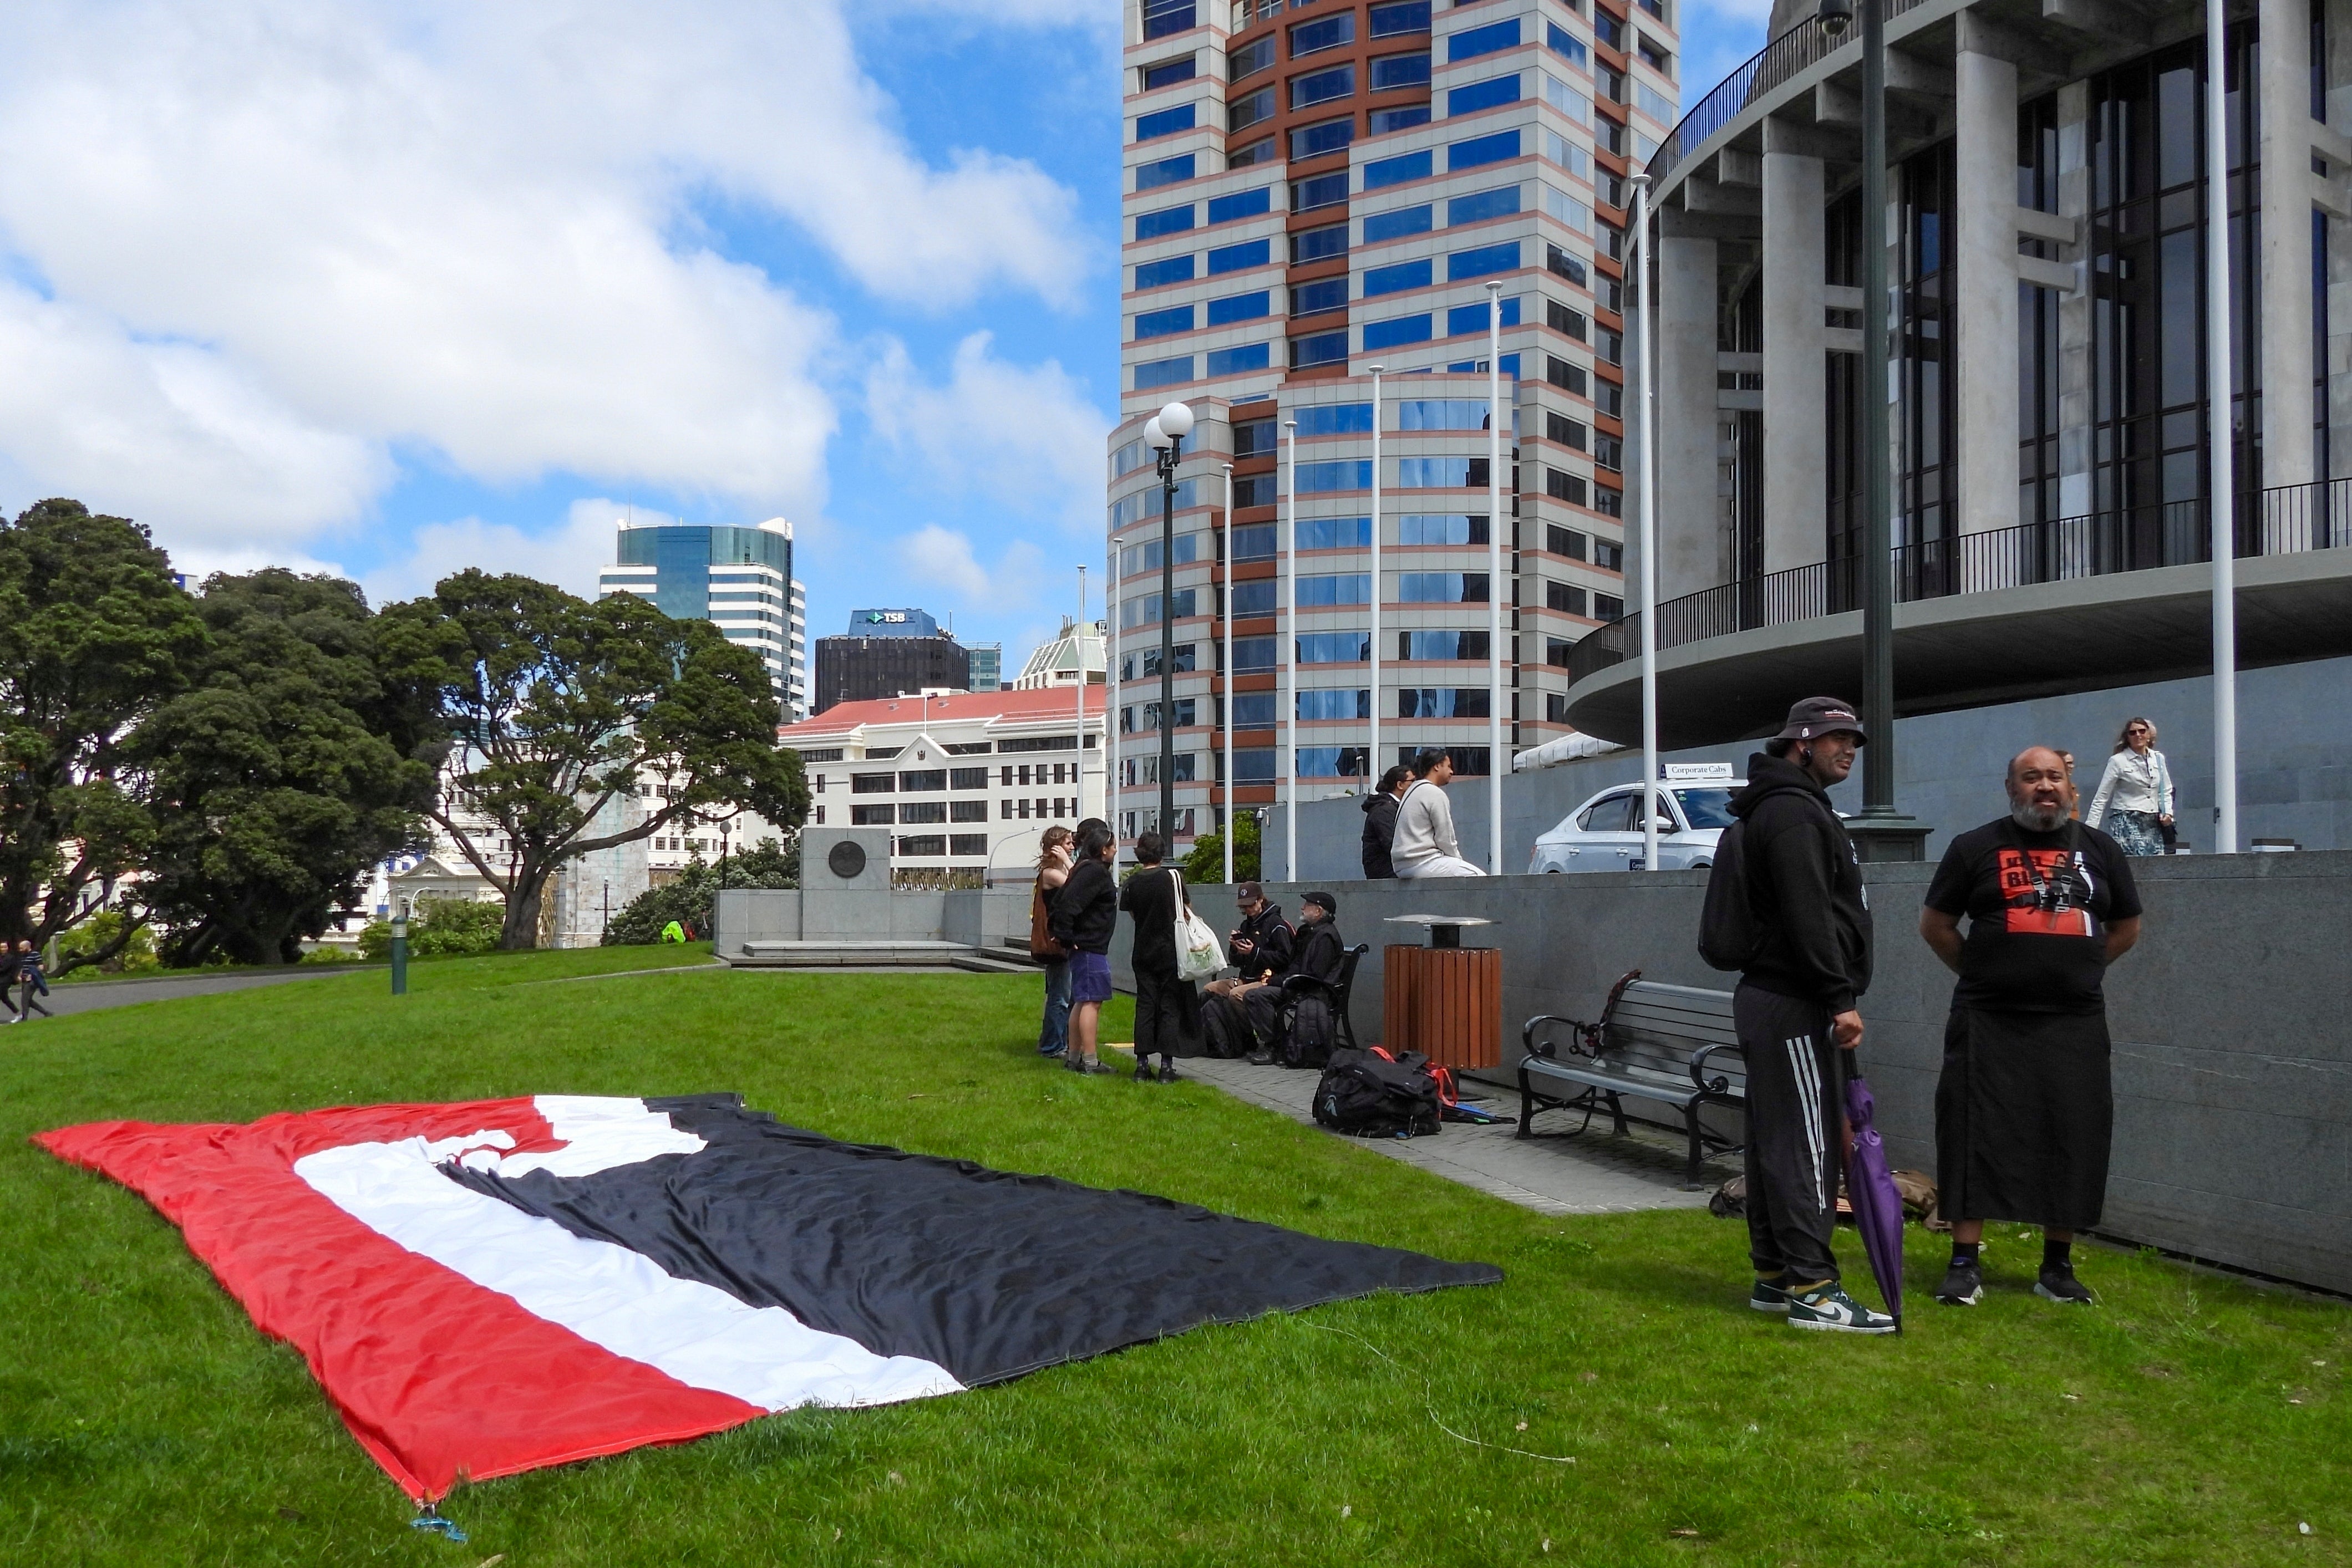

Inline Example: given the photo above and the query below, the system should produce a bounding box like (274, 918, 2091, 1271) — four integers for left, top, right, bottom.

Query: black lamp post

(1818, 0, 1928, 861)
(1142, 400, 1194, 843)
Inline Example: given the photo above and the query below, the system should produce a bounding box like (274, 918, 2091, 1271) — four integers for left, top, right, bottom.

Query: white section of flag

(293, 1097, 964, 1412)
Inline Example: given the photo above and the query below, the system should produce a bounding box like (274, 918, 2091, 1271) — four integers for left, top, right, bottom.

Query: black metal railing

(1566, 480, 2352, 686)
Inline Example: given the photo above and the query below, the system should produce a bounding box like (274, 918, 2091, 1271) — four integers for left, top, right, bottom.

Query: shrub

(1181, 811, 1262, 885)
(603, 838, 796, 945)
(56, 912, 159, 976)
(355, 898, 503, 961)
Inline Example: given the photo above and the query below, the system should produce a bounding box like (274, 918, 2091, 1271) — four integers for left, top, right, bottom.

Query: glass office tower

(599, 516, 809, 721)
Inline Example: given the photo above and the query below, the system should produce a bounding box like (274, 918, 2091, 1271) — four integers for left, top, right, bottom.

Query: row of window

(1135, 343, 1530, 389)
(1119, 515, 1612, 576)
(1131, 125, 1530, 235)
(1121, 688, 1501, 725)
(839, 761, 1081, 794)
(1125, 745, 1493, 785)
(1117, 629, 1497, 688)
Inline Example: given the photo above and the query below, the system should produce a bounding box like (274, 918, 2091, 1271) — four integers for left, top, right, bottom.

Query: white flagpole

(1222, 462, 1236, 887)
(1284, 417, 1299, 884)
(1076, 564, 1089, 821)
(2203, 0, 2238, 855)
(1634, 174, 1660, 873)
(1106, 517, 1119, 846)
(1368, 364, 1384, 797)
(1485, 281, 1505, 874)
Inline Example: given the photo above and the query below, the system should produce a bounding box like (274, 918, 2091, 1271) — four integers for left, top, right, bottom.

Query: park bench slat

(1515, 970, 1747, 1189)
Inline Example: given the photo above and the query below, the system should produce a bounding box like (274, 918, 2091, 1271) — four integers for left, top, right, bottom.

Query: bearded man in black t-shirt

(1919, 746, 2143, 1309)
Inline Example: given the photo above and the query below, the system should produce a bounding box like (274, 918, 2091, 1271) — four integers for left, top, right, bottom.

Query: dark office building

(812, 608, 971, 713)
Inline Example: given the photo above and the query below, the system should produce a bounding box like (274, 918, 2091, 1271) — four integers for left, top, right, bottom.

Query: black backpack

(1283, 993, 1335, 1069)
(1313, 1047, 1441, 1138)
(1697, 817, 1765, 972)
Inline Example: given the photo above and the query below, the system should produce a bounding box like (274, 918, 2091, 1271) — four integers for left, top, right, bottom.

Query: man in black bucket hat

(1713, 696, 1892, 1333)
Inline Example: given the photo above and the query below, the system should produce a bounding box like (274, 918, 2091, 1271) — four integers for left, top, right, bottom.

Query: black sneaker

(1244, 1051, 1274, 1066)
(1132, 1061, 1156, 1083)
(1156, 1061, 1180, 1082)
(1080, 1060, 1116, 1076)
(1935, 1260, 1984, 1306)
(1786, 1281, 1898, 1334)
(2034, 1264, 2096, 1305)
(1748, 1277, 1792, 1314)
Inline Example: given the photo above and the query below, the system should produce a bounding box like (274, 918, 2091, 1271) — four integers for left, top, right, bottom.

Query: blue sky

(0, 0, 1769, 676)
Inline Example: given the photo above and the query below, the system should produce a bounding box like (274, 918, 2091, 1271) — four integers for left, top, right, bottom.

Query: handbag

(1170, 869, 1223, 981)
(1029, 877, 1071, 960)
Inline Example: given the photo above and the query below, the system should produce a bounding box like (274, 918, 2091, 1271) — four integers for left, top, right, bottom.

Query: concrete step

(951, 954, 1037, 975)
(729, 940, 977, 968)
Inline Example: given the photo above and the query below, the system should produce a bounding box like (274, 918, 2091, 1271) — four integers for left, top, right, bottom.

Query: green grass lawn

(2, 952, 2344, 1566)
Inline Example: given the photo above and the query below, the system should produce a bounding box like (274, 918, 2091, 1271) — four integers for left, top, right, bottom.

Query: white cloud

(0, 0, 1092, 565)
(358, 496, 652, 607)
(892, 523, 1054, 612)
(866, 332, 1112, 531)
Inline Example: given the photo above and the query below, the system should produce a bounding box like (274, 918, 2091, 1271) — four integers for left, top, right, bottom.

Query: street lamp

(1819, 0, 1927, 861)
(1145, 400, 1193, 845)
(390, 897, 410, 996)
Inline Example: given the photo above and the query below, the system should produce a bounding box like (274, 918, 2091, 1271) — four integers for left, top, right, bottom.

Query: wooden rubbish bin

(1381, 944, 1502, 1071)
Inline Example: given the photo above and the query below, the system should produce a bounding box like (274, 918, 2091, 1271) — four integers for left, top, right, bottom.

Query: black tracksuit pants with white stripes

(1734, 982, 1842, 1284)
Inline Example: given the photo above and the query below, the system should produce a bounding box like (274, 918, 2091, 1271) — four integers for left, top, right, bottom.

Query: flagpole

(2203, 0, 2238, 855)
(1633, 172, 1660, 874)
(1076, 564, 1089, 821)
(1368, 364, 1384, 797)
(1284, 416, 1299, 884)
(1485, 280, 1504, 874)
(1222, 461, 1236, 887)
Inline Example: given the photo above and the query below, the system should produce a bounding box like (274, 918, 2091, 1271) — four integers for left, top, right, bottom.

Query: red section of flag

(35, 1101, 761, 1501)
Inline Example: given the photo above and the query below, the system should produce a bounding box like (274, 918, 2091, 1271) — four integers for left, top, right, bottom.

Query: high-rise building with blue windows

(598, 516, 809, 722)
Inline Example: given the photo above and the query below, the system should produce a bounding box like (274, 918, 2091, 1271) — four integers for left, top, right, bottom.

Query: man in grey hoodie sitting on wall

(1390, 749, 1485, 879)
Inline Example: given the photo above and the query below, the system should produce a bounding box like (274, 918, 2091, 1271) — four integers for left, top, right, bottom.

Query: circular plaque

(826, 840, 867, 880)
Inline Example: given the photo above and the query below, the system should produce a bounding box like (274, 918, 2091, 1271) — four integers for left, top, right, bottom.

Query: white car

(1527, 783, 1739, 874)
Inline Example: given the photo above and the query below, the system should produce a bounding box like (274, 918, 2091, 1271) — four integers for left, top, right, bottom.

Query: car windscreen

(1672, 788, 1736, 829)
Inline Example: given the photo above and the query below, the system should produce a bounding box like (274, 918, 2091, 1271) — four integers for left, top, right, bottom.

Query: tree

(135, 569, 436, 966)
(1181, 809, 1262, 885)
(0, 500, 208, 958)
(601, 838, 797, 946)
(379, 572, 807, 949)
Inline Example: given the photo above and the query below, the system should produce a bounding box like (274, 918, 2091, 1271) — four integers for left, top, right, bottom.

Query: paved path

(1164, 1052, 1730, 1216)
(18, 966, 366, 1020)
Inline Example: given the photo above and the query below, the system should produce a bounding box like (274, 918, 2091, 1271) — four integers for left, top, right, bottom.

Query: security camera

(1817, 0, 1853, 34)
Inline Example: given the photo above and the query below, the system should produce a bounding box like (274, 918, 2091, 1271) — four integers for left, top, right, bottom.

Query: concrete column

(2329, 0, 2352, 483)
(1953, 44, 2021, 534)
(1760, 144, 1827, 572)
(2056, 82, 2095, 519)
(1656, 233, 1723, 598)
(2260, 0, 2317, 497)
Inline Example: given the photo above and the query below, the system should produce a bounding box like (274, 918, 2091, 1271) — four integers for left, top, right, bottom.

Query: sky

(0, 0, 1771, 675)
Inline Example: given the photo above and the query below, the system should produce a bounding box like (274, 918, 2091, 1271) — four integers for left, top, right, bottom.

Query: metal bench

(1517, 970, 1747, 1189)
(1280, 943, 1369, 1053)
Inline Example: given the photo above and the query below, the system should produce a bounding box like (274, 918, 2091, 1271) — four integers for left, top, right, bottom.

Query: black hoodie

(1360, 791, 1400, 879)
(1725, 751, 1873, 1013)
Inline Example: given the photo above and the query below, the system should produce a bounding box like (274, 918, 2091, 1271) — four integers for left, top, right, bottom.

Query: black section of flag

(443, 1094, 1501, 1386)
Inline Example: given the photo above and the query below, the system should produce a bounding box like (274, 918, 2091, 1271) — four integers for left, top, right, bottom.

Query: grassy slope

(0, 953, 2344, 1567)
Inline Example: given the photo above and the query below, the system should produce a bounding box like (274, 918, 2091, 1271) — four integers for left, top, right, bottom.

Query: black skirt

(1935, 1006, 2114, 1231)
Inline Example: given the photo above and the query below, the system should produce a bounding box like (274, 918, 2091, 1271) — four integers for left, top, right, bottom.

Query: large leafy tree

(136, 570, 438, 966)
(0, 500, 208, 955)
(379, 571, 806, 949)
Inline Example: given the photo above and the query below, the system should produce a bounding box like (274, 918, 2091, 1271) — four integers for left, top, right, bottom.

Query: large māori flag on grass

(37, 1093, 1499, 1499)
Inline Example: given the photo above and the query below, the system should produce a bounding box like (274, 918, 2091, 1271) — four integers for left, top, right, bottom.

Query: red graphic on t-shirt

(1994, 846, 2099, 936)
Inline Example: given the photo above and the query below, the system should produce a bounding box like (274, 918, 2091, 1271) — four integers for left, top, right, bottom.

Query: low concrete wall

(943, 889, 1035, 953)
(1113, 853, 2352, 1295)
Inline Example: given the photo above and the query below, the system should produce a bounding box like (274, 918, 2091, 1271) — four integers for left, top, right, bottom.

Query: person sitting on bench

(1243, 891, 1346, 1065)
(1202, 883, 1292, 1058)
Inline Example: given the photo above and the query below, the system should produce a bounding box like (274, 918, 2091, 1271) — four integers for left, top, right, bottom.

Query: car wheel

(1691, 860, 1711, 870)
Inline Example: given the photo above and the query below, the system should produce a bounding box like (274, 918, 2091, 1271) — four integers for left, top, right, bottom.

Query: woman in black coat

(1048, 823, 1120, 1075)
(1360, 765, 1409, 879)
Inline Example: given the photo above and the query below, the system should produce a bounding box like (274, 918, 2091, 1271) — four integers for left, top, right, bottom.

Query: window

(1396, 513, 1488, 543)
(1232, 749, 1278, 782)
(1545, 354, 1588, 395)
(1208, 186, 1272, 223)
(1449, 129, 1521, 171)
(1370, 52, 1431, 90)
(1449, 185, 1520, 226)
(1135, 304, 1195, 339)
(1546, 22, 1589, 65)
(1291, 117, 1354, 160)
(1299, 573, 1372, 605)
(1593, 434, 1622, 470)
(1135, 154, 1196, 191)
(1206, 343, 1271, 376)
(1290, 171, 1349, 211)
(1547, 299, 1588, 338)
(1446, 297, 1520, 336)
(899, 801, 948, 824)
(1290, 66, 1355, 110)
(1231, 635, 1279, 671)
(1231, 579, 1278, 615)
(1594, 537, 1622, 570)
(1228, 136, 1280, 168)
(1597, 327, 1623, 364)
(1592, 485, 1622, 518)
(1228, 85, 1277, 131)
(1144, 55, 1198, 88)
(1297, 632, 1371, 662)
(850, 773, 895, 794)
(1208, 238, 1271, 274)
(1291, 330, 1349, 367)
(949, 834, 989, 856)
(1135, 254, 1196, 289)
(1134, 355, 1195, 390)
(899, 769, 946, 792)
(1231, 522, 1278, 557)
(1546, 469, 1588, 505)
(1297, 459, 1373, 491)
(1399, 687, 1491, 717)
(1363, 312, 1432, 349)
(1233, 418, 1279, 456)
(1592, 10, 1623, 47)
(794, 748, 845, 763)
(1396, 455, 1472, 487)
(1370, 104, 1433, 134)
(1398, 399, 1496, 429)
(1399, 629, 1490, 659)
(1363, 150, 1432, 189)
(1207, 290, 1270, 325)
(1291, 277, 1347, 315)
(1545, 243, 1589, 284)
(1545, 130, 1593, 177)
(1593, 592, 1624, 620)
(1298, 746, 1371, 778)
(1448, 241, 1520, 280)
(1120, 588, 1197, 627)
(1448, 17, 1521, 60)
(1369, 0, 1431, 36)
(1577, 792, 1631, 832)
(949, 767, 990, 790)
(1291, 221, 1348, 261)
(1293, 403, 1373, 434)
(1297, 688, 1369, 719)
(1136, 203, 1196, 240)
(1547, 522, 1588, 557)
(1228, 33, 1277, 77)
(1136, 103, 1196, 140)
(1120, 532, 1201, 574)
(1396, 571, 1488, 602)
(851, 803, 895, 825)
(1363, 257, 1433, 296)
(1546, 581, 1589, 615)
(1232, 690, 1278, 725)
(1297, 512, 1371, 545)
(1289, 12, 1355, 53)
(1363, 205, 1434, 243)
(1136, 643, 1198, 675)
(1144, 0, 1196, 38)
(1448, 74, 1520, 116)
(1635, 80, 1677, 124)
(897, 834, 948, 857)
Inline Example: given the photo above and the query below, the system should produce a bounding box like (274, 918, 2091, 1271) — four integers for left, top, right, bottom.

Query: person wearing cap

(1221, 882, 1293, 985)
(1250, 890, 1348, 1065)
(1391, 749, 1485, 879)
(1716, 696, 1891, 1333)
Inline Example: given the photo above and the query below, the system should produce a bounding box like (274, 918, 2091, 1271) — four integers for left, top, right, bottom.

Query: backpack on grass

(1312, 1046, 1441, 1138)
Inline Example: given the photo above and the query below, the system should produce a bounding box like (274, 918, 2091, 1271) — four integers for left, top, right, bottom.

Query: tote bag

(1170, 869, 1224, 981)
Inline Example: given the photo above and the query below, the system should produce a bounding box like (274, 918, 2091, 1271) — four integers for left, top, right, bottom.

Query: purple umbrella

(1841, 1061, 1904, 1330)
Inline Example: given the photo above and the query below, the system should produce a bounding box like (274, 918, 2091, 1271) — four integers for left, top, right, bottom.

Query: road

(14, 965, 371, 1020)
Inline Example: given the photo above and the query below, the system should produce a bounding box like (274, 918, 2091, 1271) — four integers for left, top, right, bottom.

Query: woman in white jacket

(2085, 716, 2173, 856)
(1390, 749, 1487, 878)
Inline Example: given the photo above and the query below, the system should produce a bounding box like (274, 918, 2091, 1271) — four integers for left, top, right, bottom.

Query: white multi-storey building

(598, 516, 810, 722)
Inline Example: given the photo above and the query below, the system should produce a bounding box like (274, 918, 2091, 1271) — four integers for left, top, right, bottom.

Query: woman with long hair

(2085, 717, 2173, 857)
(1047, 823, 1120, 1073)
(1030, 826, 1076, 1057)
